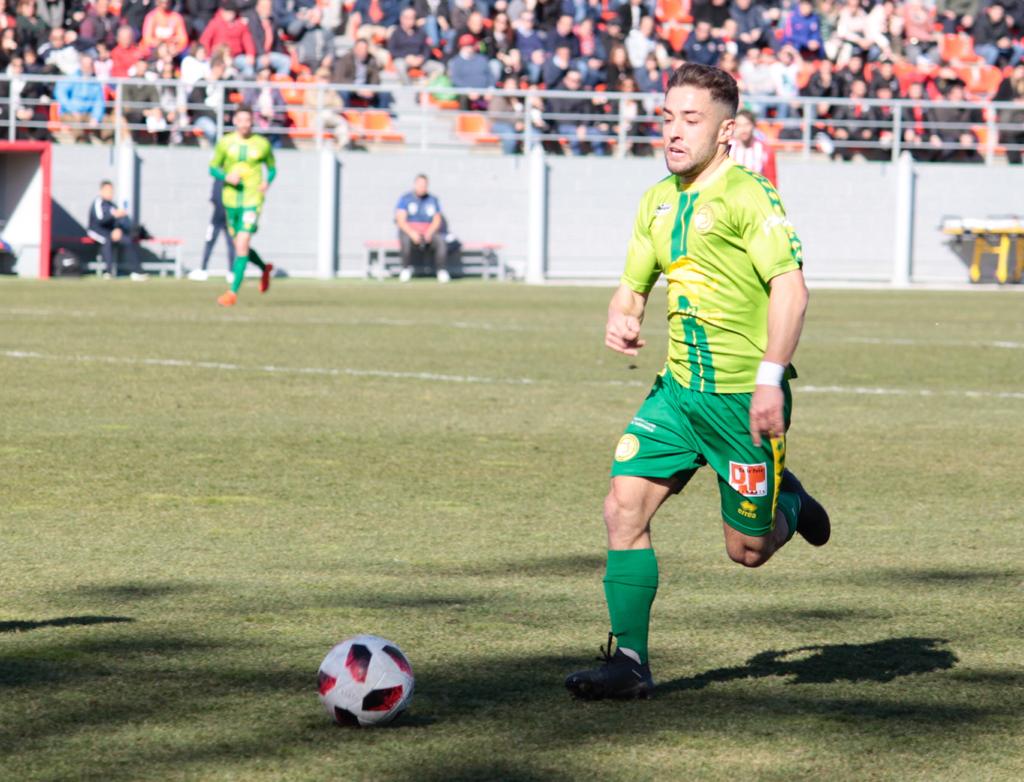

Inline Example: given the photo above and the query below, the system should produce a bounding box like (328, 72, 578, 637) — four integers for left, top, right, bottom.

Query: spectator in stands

(867, 0, 899, 60)
(180, 41, 210, 86)
(546, 13, 580, 64)
(111, 24, 145, 78)
(802, 55, 842, 115)
(692, 0, 731, 35)
(39, 27, 80, 75)
(88, 179, 147, 280)
(242, 65, 286, 145)
(899, 78, 940, 161)
(120, 0, 154, 38)
(514, 10, 545, 64)
(141, 0, 189, 57)
(575, 17, 606, 86)
(449, 33, 492, 108)
(995, 62, 1024, 164)
(634, 51, 663, 93)
(830, 77, 873, 159)
(304, 65, 356, 149)
(617, 0, 648, 34)
(491, 11, 520, 80)
(187, 57, 227, 143)
(15, 0, 48, 53)
(542, 43, 572, 88)
(0, 55, 47, 140)
(248, 0, 291, 77)
(278, 0, 329, 68)
(730, 0, 770, 55)
(348, 0, 403, 44)
(121, 60, 164, 142)
(201, 1, 257, 77)
(186, 0, 220, 38)
(739, 47, 775, 114)
(389, 6, 441, 83)
(415, 0, 452, 50)
(79, 0, 119, 51)
(728, 109, 777, 184)
(931, 80, 983, 162)
(0, 28, 16, 71)
(93, 41, 112, 80)
(869, 57, 900, 95)
(781, 0, 824, 59)
(625, 14, 657, 70)
(869, 81, 896, 159)
(900, 0, 938, 64)
(489, 74, 523, 154)
(683, 20, 721, 67)
(937, 0, 978, 34)
(395, 173, 450, 283)
(604, 42, 631, 88)
(834, 0, 873, 65)
(546, 68, 608, 155)
(971, 3, 1024, 66)
(56, 53, 108, 141)
(835, 52, 865, 94)
(564, 0, 601, 25)
(332, 39, 390, 110)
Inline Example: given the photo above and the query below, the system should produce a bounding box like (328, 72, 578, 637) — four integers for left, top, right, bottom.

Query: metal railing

(1, 74, 1021, 162)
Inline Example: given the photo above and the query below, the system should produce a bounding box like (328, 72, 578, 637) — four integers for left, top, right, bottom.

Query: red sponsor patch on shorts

(729, 462, 768, 497)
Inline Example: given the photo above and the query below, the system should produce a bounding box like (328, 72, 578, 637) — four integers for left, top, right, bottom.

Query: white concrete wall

(42, 144, 1024, 283)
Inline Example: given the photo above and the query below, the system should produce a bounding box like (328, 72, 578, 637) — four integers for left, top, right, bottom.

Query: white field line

(3, 349, 1024, 400)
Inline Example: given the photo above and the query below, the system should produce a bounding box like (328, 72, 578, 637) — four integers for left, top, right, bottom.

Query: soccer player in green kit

(210, 105, 276, 307)
(565, 64, 831, 701)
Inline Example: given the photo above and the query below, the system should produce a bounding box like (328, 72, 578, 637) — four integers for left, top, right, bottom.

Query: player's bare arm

(605, 283, 649, 356)
(750, 269, 808, 446)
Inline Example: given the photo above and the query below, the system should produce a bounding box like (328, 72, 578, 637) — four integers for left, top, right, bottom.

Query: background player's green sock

(230, 256, 248, 293)
(603, 548, 658, 664)
(248, 248, 266, 270)
(778, 491, 801, 542)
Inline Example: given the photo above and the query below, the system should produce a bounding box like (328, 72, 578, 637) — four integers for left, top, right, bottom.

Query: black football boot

(565, 633, 654, 701)
(780, 469, 831, 546)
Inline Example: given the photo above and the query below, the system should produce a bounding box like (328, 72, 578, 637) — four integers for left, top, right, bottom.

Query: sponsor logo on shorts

(729, 462, 768, 497)
(615, 434, 640, 462)
(693, 205, 715, 233)
(630, 416, 657, 433)
(737, 500, 758, 519)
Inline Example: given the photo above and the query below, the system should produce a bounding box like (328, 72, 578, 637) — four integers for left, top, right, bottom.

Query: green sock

(248, 247, 266, 271)
(230, 256, 248, 293)
(777, 491, 802, 543)
(603, 548, 659, 664)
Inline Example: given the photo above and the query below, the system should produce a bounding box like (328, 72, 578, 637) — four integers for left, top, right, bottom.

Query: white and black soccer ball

(317, 635, 414, 727)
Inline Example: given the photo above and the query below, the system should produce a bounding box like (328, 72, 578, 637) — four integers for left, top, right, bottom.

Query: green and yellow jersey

(209, 132, 276, 210)
(622, 157, 803, 394)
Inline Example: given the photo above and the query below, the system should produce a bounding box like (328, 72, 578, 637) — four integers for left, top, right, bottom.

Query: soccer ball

(317, 635, 414, 727)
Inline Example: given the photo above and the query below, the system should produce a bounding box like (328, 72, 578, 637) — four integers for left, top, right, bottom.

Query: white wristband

(755, 361, 786, 387)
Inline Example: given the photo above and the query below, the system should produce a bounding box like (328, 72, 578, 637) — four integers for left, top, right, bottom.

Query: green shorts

(225, 206, 261, 236)
(611, 371, 792, 537)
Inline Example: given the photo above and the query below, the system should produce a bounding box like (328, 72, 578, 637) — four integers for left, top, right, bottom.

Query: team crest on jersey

(655, 203, 672, 216)
(694, 205, 715, 233)
(615, 434, 640, 462)
(729, 462, 767, 497)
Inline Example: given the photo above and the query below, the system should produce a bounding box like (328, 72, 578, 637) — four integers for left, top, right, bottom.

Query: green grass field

(2, 279, 1022, 782)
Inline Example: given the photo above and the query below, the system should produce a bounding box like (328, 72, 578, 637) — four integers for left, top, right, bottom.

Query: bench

(53, 235, 185, 278)
(941, 218, 1024, 284)
(364, 240, 507, 280)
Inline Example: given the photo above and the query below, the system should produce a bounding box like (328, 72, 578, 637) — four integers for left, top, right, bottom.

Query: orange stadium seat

(957, 64, 1003, 98)
(664, 25, 690, 53)
(455, 113, 499, 144)
(939, 34, 980, 64)
(796, 60, 817, 89)
(656, 0, 692, 24)
(362, 110, 405, 143)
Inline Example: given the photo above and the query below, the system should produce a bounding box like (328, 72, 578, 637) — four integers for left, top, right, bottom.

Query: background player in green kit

(565, 64, 832, 701)
(209, 105, 277, 307)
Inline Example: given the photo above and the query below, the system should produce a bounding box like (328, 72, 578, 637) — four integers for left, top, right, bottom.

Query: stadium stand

(0, 0, 1022, 159)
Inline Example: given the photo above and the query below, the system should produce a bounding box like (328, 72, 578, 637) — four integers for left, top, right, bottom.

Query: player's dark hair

(234, 103, 253, 116)
(415, 173, 428, 181)
(99, 179, 112, 188)
(665, 64, 739, 117)
(736, 109, 757, 124)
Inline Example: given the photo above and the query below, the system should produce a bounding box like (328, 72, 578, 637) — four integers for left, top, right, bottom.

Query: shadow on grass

(71, 582, 204, 602)
(428, 553, 605, 579)
(0, 615, 134, 634)
(660, 637, 958, 692)
(845, 567, 1021, 587)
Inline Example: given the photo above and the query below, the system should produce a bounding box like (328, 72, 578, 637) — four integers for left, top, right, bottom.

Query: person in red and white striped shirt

(728, 109, 778, 186)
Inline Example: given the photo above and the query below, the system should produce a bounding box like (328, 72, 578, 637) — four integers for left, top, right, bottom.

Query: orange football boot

(217, 291, 238, 307)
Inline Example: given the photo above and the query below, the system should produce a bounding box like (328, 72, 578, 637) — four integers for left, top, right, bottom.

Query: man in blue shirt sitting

(394, 174, 449, 283)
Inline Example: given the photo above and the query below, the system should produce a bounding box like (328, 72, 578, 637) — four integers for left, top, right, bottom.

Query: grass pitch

(1, 279, 1022, 782)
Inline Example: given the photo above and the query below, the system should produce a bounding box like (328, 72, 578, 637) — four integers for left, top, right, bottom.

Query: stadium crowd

(0, 0, 1022, 159)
